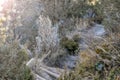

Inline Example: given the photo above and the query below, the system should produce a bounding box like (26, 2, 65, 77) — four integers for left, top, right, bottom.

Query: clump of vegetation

(95, 44, 112, 60)
(72, 34, 81, 42)
(66, 0, 90, 18)
(108, 67, 120, 80)
(80, 50, 98, 68)
(59, 34, 120, 80)
(60, 37, 79, 55)
(0, 43, 33, 80)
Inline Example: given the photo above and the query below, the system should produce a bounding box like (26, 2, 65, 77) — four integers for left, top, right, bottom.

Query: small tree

(36, 15, 59, 55)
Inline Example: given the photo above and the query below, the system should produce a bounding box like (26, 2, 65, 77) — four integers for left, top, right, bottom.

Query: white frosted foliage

(36, 15, 59, 54)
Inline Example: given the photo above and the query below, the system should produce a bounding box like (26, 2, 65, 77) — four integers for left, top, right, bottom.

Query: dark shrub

(60, 37, 79, 54)
(73, 34, 81, 42)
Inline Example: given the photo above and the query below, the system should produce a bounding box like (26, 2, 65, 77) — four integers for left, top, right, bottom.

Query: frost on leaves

(36, 15, 59, 54)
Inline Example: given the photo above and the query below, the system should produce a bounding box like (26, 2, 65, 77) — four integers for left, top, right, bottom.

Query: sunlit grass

(0, 15, 8, 44)
(87, 0, 100, 5)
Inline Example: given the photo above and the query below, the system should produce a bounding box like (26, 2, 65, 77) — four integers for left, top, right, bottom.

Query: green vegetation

(72, 34, 81, 42)
(66, 1, 90, 18)
(0, 43, 33, 80)
(0, 0, 120, 79)
(60, 37, 79, 55)
(59, 35, 120, 80)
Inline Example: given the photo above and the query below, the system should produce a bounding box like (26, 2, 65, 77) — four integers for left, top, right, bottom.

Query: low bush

(60, 37, 79, 55)
(0, 43, 33, 80)
(72, 34, 81, 42)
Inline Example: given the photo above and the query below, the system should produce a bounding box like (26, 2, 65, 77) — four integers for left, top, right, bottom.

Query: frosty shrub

(36, 15, 59, 55)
